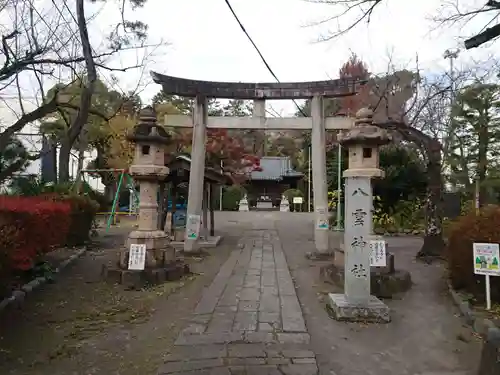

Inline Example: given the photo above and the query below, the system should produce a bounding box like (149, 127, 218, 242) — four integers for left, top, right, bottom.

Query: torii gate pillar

(184, 96, 207, 252)
(311, 96, 330, 254)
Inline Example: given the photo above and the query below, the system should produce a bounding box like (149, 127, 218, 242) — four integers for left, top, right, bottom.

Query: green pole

(106, 171, 125, 232)
(335, 143, 343, 231)
(127, 174, 139, 215)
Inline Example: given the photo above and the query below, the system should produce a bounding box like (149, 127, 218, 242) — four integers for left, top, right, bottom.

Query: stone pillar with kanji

(102, 106, 188, 288)
(327, 108, 392, 323)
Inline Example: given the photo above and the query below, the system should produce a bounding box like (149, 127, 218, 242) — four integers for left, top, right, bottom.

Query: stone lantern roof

(337, 107, 392, 147)
(127, 106, 171, 145)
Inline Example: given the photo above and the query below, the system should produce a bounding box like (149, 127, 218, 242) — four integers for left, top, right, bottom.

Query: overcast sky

(114, 0, 498, 115)
(2, 0, 500, 178)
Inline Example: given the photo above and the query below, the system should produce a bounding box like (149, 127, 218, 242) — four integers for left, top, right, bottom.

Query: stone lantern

(102, 106, 188, 288)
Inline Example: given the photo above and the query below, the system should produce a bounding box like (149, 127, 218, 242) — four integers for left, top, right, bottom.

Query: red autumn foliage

(173, 128, 261, 182)
(337, 53, 371, 117)
(0, 196, 71, 270)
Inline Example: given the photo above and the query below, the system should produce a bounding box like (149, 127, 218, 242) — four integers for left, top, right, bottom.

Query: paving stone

(261, 273, 277, 287)
(159, 370, 214, 375)
(261, 286, 279, 296)
(258, 311, 280, 324)
(259, 295, 280, 312)
(279, 363, 318, 375)
(277, 333, 311, 344)
(215, 305, 238, 313)
(246, 269, 261, 276)
(281, 350, 315, 358)
(246, 365, 282, 375)
(193, 251, 242, 315)
(182, 323, 206, 335)
(262, 261, 275, 269)
(229, 365, 281, 375)
(245, 331, 275, 343)
(249, 261, 261, 269)
(218, 289, 240, 306)
(239, 288, 260, 301)
(162, 228, 317, 375)
(258, 322, 275, 332)
(157, 358, 224, 374)
(191, 314, 212, 324)
(233, 311, 257, 331)
(225, 358, 266, 366)
(292, 358, 317, 364)
(244, 277, 260, 288)
(164, 345, 227, 361)
(228, 275, 245, 286)
(238, 300, 259, 312)
(278, 284, 296, 296)
(266, 357, 292, 365)
(207, 312, 235, 333)
(175, 332, 244, 345)
(228, 343, 266, 357)
(280, 295, 301, 310)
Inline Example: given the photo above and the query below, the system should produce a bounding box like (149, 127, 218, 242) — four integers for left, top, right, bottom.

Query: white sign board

(186, 214, 201, 240)
(473, 243, 500, 276)
(128, 244, 146, 270)
(317, 219, 329, 230)
(293, 197, 303, 204)
(369, 240, 387, 267)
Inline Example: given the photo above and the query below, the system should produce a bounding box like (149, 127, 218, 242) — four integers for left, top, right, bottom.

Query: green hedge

(222, 185, 246, 211)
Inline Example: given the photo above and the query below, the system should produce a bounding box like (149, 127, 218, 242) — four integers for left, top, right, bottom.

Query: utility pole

(443, 48, 460, 192)
(444, 49, 459, 96)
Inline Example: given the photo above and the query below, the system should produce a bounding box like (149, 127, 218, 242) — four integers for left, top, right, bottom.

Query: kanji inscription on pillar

(344, 176, 372, 304)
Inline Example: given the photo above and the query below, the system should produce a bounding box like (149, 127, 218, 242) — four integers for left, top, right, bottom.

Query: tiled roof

(249, 157, 303, 181)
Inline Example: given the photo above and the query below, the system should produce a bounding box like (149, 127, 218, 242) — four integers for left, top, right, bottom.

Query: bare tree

(0, 0, 159, 183)
(306, 0, 500, 46)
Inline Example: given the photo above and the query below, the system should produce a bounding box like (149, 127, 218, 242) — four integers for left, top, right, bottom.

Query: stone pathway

(158, 229, 318, 375)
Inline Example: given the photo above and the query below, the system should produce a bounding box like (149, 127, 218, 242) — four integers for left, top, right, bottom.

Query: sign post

(186, 214, 201, 240)
(473, 242, 500, 310)
(293, 196, 303, 212)
(128, 244, 147, 270)
(369, 239, 387, 267)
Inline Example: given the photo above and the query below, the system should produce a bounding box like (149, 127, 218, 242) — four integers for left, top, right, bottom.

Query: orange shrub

(0, 196, 71, 270)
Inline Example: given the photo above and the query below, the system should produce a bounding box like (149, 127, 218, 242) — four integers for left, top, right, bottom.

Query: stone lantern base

(323, 240, 413, 299)
(101, 230, 190, 289)
(102, 261, 189, 289)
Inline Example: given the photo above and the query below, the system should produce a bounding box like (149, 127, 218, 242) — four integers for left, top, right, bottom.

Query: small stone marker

(128, 244, 146, 270)
(280, 195, 290, 212)
(238, 194, 249, 212)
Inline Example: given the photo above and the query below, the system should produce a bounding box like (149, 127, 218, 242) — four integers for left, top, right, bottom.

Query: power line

(223, 0, 307, 117)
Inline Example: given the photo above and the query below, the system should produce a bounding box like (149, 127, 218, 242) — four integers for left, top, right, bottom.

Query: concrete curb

(447, 281, 497, 337)
(0, 246, 87, 313)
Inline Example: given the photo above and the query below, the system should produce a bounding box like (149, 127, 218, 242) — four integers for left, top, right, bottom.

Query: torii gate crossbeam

(151, 72, 364, 255)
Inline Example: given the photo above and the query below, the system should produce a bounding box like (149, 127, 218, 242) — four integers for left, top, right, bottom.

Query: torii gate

(151, 72, 364, 254)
